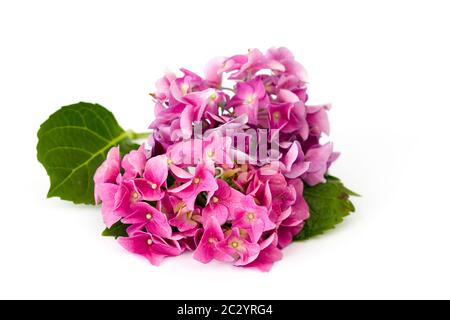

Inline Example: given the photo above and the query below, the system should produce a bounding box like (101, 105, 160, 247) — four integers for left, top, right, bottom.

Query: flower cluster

(94, 47, 338, 271)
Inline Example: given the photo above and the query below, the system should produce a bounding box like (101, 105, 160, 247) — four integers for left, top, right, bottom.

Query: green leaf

(102, 221, 130, 239)
(295, 175, 359, 241)
(37, 102, 143, 205)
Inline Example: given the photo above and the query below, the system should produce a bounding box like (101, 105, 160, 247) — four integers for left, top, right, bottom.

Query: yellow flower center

(186, 211, 194, 220)
(273, 111, 280, 121)
(245, 95, 254, 104)
(174, 201, 186, 213)
(207, 150, 214, 158)
(208, 237, 215, 244)
(210, 93, 217, 101)
(146, 213, 153, 220)
(212, 196, 219, 204)
(147, 239, 153, 246)
(150, 183, 157, 190)
(246, 212, 255, 221)
(167, 159, 173, 165)
(181, 83, 189, 95)
(193, 177, 201, 184)
(131, 192, 139, 201)
(231, 241, 239, 249)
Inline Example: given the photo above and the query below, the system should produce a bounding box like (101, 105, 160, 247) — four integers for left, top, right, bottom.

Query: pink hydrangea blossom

(216, 228, 260, 266)
(231, 79, 268, 125)
(233, 195, 276, 243)
(169, 163, 218, 210)
(118, 232, 183, 266)
(202, 179, 244, 225)
(95, 47, 339, 271)
(122, 202, 172, 238)
(134, 155, 168, 201)
(193, 217, 229, 264)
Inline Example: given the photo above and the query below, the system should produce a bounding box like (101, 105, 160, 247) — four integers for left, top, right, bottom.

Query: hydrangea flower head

(95, 47, 338, 271)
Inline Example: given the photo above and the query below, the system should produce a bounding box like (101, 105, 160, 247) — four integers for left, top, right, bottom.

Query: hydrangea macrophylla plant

(37, 48, 358, 272)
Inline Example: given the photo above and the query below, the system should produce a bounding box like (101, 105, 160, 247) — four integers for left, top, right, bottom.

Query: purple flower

(231, 79, 268, 125)
(268, 102, 294, 130)
(227, 48, 285, 80)
(307, 104, 331, 136)
(302, 143, 334, 186)
(282, 141, 310, 179)
(266, 47, 308, 83)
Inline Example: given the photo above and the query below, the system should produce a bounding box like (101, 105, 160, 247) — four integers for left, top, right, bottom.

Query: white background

(1, 0, 449, 300)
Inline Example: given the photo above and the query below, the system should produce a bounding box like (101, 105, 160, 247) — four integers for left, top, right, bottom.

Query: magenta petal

(169, 165, 194, 181)
(118, 232, 183, 266)
(94, 147, 120, 202)
(96, 183, 120, 228)
(122, 202, 172, 238)
(134, 179, 165, 201)
(307, 104, 331, 136)
(122, 145, 147, 179)
(234, 241, 260, 267)
(243, 244, 283, 272)
(202, 204, 229, 226)
(193, 217, 224, 264)
(283, 140, 300, 172)
(180, 105, 194, 139)
(150, 236, 184, 259)
(204, 56, 226, 86)
(278, 224, 303, 249)
(235, 82, 254, 100)
(169, 179, 193, 194)
(216, 228, 261, 266)
(278, 89, 299, 103)
(118, 233, 149, 255)
(302, 143, 334, 186)
(233, 196, 275, 242)
(143, 155, 168, 187)
(170, 165, 218, 210)
(113, 180, 140, 217)
(283, 141, 310, 179)
(169, 207, 201, 232)
(126, 223, 145, 237)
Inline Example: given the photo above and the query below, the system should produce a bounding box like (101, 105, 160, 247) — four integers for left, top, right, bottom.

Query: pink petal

(96, 183, 120, 228)
(193, 217, 224, 264)
(204, 57, 226, 86)
(202, 204, 229, 225)
(122, 145, 147, 179)
(180, 105, 194, 139)
(134, 179, 165, 201)
(144, 155, 168, 186)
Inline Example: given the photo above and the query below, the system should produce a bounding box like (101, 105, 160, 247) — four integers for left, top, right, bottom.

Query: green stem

(128, 130, 152, 140)
(220, 87, 235, 93)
